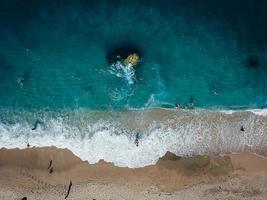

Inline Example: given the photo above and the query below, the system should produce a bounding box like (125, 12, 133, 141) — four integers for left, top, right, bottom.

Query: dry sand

(0, 147, 267, 200)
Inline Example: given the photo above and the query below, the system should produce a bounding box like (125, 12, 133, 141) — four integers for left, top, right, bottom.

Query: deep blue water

(0, 0, 267, 110)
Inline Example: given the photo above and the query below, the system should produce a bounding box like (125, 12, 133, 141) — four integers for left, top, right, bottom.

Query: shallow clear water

(0, 0, 267, 168)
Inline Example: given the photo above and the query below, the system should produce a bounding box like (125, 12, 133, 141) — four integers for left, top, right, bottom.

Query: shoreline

(1, 106, 267, 114)
(1, 147, 267, 199)
(1, 108, 266, 168)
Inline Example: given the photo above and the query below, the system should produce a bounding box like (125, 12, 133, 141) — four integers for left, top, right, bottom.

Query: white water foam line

(219, 108, 267, 116)
(0, 110, 266, 168)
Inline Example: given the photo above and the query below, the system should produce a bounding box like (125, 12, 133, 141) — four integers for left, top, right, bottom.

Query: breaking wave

(0, 108, 266, 168)
(108, 61, 136, 85)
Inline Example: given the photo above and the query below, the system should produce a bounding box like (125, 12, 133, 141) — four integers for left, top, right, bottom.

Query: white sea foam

(248, 109, 267, 116)
(108, 61, 136, 85)
(0, 109, 266, 168)
(219, 110, 235, 115)
(219, 108, 267, 116)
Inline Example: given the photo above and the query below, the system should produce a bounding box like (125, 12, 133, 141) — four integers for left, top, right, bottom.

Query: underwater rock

(247, 55, 260, 68)
(123, 53, 140, 67)
(106, 44, 142, 67)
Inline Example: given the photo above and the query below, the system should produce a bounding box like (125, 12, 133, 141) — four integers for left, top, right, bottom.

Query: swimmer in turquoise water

(188, 96, 195, 109)
(18, 78, 24, 88)
(213, 90, 219, 95)
(134, 132, 140, 147)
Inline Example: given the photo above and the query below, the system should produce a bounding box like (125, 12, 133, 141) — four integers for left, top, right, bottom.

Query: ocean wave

(108, 61, 136, 85)
(0, 108, 266, 168)
(248, 109, 267, 116)
(219, 108, 267, 116)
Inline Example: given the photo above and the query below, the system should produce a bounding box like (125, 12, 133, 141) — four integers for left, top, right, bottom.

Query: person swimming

(18, 78, 24, 88)
(134, 132, 140, 147)
(188, 97, 195, 109)
(213, 90, 219, 95)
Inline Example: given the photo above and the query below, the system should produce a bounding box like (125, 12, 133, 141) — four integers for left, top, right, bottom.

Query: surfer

(32, 120, 42, 130)
(134, 132, 140, 147)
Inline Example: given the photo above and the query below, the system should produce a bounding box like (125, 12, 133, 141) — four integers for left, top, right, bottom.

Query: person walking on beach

(134, 132, 140, 147)
(47, 160, 54, 174)
(65, 181, 72, 199)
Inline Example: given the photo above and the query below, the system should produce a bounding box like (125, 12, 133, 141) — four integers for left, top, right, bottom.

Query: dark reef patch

(247, 55, 260, 68)
(106, 43, 143, 65)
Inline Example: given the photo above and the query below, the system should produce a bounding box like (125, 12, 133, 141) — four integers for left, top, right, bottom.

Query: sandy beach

(1, 0, 267, 199)
(1, 147, 267, 200)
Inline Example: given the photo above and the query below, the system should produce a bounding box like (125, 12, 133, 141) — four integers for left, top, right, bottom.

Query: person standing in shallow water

(134, 132, 140, 147)
(32, 120, 41, 130)
(175, 102, 180, 109)
(188, 97, 195, 109)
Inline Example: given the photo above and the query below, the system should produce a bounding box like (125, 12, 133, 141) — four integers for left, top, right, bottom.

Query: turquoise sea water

(0, 0, 266, 109)
(0, 0, 267, 168)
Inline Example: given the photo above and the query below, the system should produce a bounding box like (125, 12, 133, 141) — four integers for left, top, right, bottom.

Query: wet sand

(1, 147, 267, 199)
